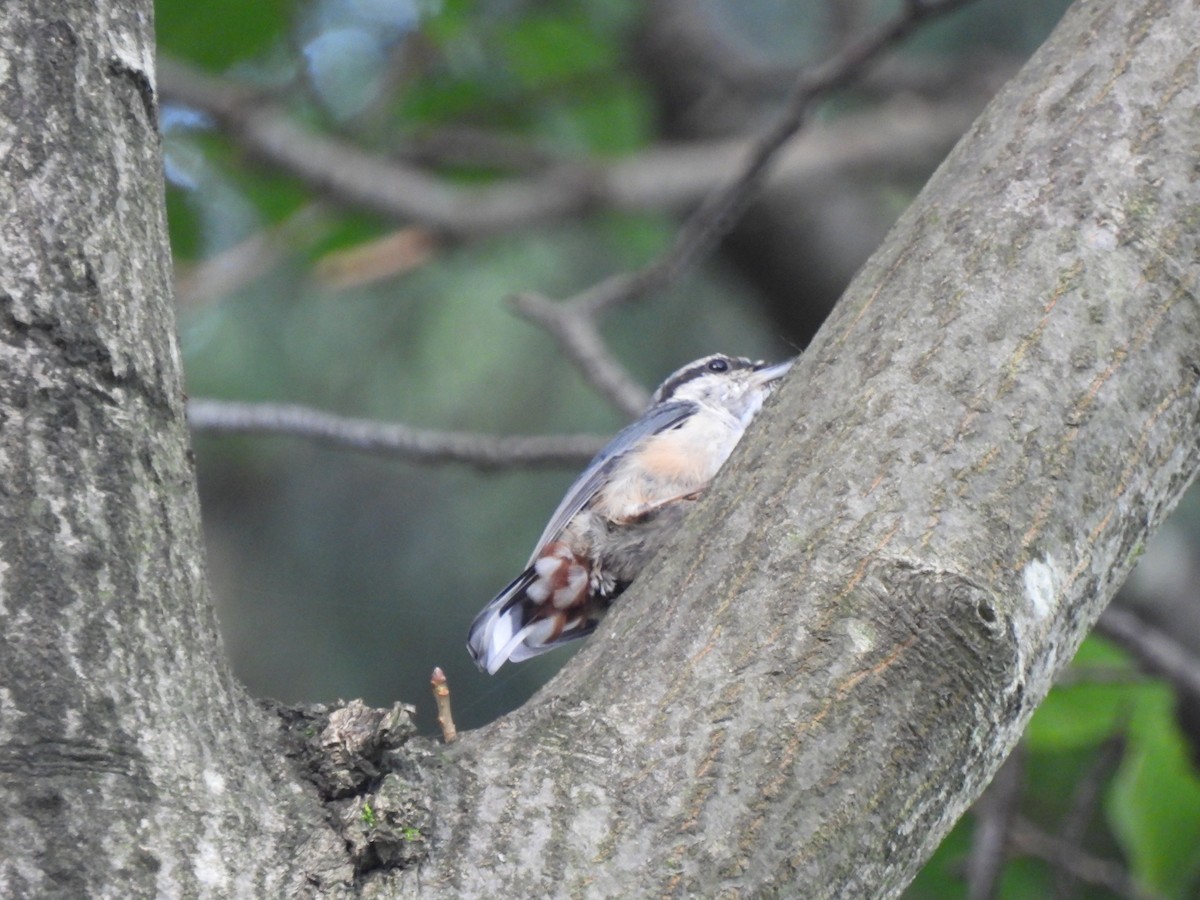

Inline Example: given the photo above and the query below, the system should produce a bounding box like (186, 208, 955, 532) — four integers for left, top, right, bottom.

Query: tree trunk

(0, 0, 1196, 897)
(0, 3, 341, 896)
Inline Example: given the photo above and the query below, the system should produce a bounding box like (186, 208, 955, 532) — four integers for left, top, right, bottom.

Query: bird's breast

(595, 413, 743, 516)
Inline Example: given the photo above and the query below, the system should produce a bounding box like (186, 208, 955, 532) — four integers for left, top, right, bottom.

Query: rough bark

(0, 3, 341, 897)
(0, 0, 1197, 898)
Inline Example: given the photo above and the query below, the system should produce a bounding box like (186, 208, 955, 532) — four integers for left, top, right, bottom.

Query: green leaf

(1108, 686, 1200, 898)
(399, 78, 503, 128)
(564, 80, 651, 154)
(157, 0, 287, 70)
(1024, 682, 1126, 751)
(165, 186, 203, 261)
(501, 14, 615, 88)
(998, 857, 1054, 900)
(902, 817, 972, 898)
(1024, 638, 1140, 752)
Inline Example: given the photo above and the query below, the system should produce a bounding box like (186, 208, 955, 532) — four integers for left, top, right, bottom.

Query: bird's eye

(707, 358, 729, 373)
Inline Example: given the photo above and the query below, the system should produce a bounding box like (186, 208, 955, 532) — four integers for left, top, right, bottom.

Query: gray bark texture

(0, 0, 1196, 899)
(0, 3, 342, 898)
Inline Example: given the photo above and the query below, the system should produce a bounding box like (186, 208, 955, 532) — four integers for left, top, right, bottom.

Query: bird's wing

(526, 399, 698, 564)
(469, 399, 698, 673)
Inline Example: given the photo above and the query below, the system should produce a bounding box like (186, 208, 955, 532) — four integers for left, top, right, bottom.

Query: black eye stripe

(653, 355, 757, 402)
(655, 364, 710, 402)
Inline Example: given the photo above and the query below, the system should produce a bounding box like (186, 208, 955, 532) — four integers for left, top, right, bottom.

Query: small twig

(571, 0, 980, 318)
(430, 667, 457, 744)
(1009, 818, 1158, 900)
(508, 292, 650, 417)
(186, 399, 605, 470)
(965, 744, 1025, 900)
(507, 0, 977, 406)
(1096, 605, 1200, 698)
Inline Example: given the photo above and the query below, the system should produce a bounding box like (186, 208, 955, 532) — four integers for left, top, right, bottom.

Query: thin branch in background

(608, 99, 981, 213)
(186, 399, 604, 470)
(1096, 605, 1200, 699)
(398, 124, 571, 175)
(567, 0, 980, 319)
(1054, 731, 1127, 900)
(706, 40, 1015, 103)
(157, 58, 979, 240)
(508, 291, 650, 417)
(510, 0, 979, 411)
(158, 58, 587, 237)
(1009, 819, 1159, 900)
(965, 744, 1025, 900)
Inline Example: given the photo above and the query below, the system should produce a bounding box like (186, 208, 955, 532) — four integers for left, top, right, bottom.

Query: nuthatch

(467, 353, 792, 674)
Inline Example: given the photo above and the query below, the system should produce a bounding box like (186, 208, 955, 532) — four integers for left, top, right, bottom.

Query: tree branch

(1095, 605, 1200, 699)
(537, 0, 982, 318)
(157, 58, 977, 240)
(506, 292, 651, 417)
(1009, 819, 1157, 900)
(0, 2, 338, 894)
(186, 399, 604, 469)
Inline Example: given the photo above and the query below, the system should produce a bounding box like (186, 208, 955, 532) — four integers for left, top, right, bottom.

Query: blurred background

(158, 0, 1200, 896)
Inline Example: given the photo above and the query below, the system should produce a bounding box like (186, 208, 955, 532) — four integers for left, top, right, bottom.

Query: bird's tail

(466, 567, 597, 674)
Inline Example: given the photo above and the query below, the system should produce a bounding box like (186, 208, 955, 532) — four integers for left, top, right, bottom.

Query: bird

(466, 353, 793, 674)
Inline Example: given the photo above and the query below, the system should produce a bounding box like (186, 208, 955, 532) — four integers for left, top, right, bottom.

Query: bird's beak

(751, 358, 794, 388)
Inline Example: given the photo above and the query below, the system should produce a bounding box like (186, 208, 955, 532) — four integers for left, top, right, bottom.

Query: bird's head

(650, 354, 793, 425)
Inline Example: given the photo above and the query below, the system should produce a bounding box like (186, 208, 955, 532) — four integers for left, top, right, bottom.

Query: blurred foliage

(158, 0, 288, 70)
(912, 636, 1200, 899)
(157, 0, 1199, 896)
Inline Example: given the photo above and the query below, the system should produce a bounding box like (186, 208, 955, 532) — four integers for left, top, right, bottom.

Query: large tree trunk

(0, 3, 339, 896)
(0, 0, 1196, 897)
